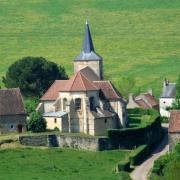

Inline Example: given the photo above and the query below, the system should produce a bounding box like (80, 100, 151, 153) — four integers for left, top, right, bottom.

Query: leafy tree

(27, 112, 46, 132)
(24, 98, 39, 114)
(3, 57, 68, 96)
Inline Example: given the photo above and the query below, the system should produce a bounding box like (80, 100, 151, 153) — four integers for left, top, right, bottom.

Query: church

(37, 21, 128, 136)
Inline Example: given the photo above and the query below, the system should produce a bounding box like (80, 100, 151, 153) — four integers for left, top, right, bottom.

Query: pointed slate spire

(82, 20, 95, 53)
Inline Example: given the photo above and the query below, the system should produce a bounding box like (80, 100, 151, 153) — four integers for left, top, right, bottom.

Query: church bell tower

(74, 20, 103, 80)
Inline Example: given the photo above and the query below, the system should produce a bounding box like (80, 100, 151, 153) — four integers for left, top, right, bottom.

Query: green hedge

(108, 109, 162, 149)
(116, 161, 130, 172)
(118, 171, 131, 180)
(129, 145, 149, 165)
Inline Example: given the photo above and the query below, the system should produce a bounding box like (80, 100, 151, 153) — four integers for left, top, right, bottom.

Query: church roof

(93, 81, 123, 100)
(0, 88, 26, 116)
(80, 66, 99, 81)
(161, 83, 176, 98)
(40, 80, 68, 101)
(61, 71, 99, 92)
(74, 21, 102, 61)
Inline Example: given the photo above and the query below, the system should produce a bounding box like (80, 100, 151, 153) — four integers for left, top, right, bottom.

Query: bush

(24, 98, 39, 114)
(3, 56, 68, 96)
(27, 112, 46, 132)
(129, 145, 149, 165)
(116, 161, 130, 172)
(118, 171, 131, 180)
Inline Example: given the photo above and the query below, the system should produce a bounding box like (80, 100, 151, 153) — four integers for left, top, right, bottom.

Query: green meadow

(0, 148, 131, 180)
(0, 0, 180, 96)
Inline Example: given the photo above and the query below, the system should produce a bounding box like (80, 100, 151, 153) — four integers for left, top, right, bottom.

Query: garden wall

(19, 134, 109, 151)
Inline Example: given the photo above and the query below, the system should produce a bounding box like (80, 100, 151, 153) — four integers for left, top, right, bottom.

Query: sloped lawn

(0, 148, 131, 180)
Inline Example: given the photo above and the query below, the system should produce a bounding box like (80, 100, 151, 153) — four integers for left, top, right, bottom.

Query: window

(75, 98, 81, 110)
(54, 118, 57, 123)
(10, 125, 14, 129)
(89, 97, 95, 111)
(104, 119, 107, 123)
(63, 98, 67, 111)
(163, 101, 166, 104)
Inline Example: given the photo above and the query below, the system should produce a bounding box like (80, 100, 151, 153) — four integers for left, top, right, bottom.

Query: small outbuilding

(168, 110, 180, 151)
(0, 88, 27, 134)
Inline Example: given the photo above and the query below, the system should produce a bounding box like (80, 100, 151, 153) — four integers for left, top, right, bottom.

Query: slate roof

(43, 111, 67, 118)
(60, 71, 99, 92)
(74, 21, 102, 61)
(40, 80, 68, 101)
(80, 66, 99, 81)
(161, 83, 176, 98)
(169, 110, 180, 133)
(0, 88, 26, 116)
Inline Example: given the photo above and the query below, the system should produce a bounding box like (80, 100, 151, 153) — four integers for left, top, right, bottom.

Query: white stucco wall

(160, 98, 175, 117)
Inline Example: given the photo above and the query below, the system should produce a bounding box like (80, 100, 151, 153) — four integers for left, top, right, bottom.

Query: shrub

(27, 112, 46, 132)
(24, 98, 39, 114)
(116, 161, 130, 172)
(118, 171, 131, 180)
(129, 145, 149, 165)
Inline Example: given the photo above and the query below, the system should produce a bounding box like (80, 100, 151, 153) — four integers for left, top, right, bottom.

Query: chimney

(147, 89, 153, 96)
(164, 78, 169, 86)
(129, 93, 135, 102)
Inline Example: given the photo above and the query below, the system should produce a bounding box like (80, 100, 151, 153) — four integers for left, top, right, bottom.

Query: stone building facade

(38, 21, 128, 136)
(0, 88, 27, 134)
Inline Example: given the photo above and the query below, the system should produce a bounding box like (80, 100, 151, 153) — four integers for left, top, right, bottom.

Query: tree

(27, 112, 46, 132)
(3, 57, 68, 96)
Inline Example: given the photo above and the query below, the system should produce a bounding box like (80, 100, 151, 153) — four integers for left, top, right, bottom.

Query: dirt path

(130, 124, 169, 180)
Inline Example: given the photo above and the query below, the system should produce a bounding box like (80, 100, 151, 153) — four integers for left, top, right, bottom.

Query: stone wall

(169, 133, 180, 152)
(19, 134, 109, 151)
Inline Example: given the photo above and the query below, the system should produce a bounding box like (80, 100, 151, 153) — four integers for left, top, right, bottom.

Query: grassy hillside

(0, 148, 131, 180)
(0, 0, 180, 96)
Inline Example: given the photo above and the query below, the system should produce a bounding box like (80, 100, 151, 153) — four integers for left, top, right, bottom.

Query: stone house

(37, 21, 128, 136)
(160, 79, 176, 117)
(168, 110, 180, 151)
(0, 88, 27, 134)
(127, 89, 159, 110)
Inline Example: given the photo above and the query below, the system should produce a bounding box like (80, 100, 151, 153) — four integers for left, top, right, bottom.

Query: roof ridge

(80, 72, 99, 90)
(69, 72, 79, 91)
(79, 71, 87, 90)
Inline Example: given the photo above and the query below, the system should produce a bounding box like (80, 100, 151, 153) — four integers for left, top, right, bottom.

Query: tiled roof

(40, 80, 68, 101)
(93, 81, 122, 100)
(61, 71, 99, 92)
(135, 99, 150, 109)
(80, 66, 99, 81)
(0, 88, 26, 116)
(169, 110, 180, 133)
(144, 93, 159, 106)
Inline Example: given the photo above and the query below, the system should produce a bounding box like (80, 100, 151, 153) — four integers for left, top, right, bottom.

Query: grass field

(0, 0, 180, 96)
(0, 148, 131, 180)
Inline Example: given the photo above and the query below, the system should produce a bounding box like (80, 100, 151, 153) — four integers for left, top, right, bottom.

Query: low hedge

(118, 171, 131, 180)
(108, 109, 162, 149)
(129, 145, 149, 165)
(116, 161, 130, 172)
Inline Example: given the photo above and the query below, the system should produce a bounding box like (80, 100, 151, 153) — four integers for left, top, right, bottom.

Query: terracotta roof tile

(93, 81, 122, 100)
(135, 99, 150, 109)
(40, 80, 68, 101)
(144, 93, 159, 106)
(169, 110, 180, 133)
(61, 71, 99, 92)
(0, 88, 26, 116)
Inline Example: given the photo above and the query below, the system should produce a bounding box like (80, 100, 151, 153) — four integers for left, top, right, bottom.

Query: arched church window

(63, 98, 67, 111)
(89, 97, 95, 111)
(75, 98, 81, 110)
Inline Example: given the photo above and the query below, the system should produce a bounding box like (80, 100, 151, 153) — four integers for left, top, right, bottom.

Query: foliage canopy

(3, 57, 68, 96)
